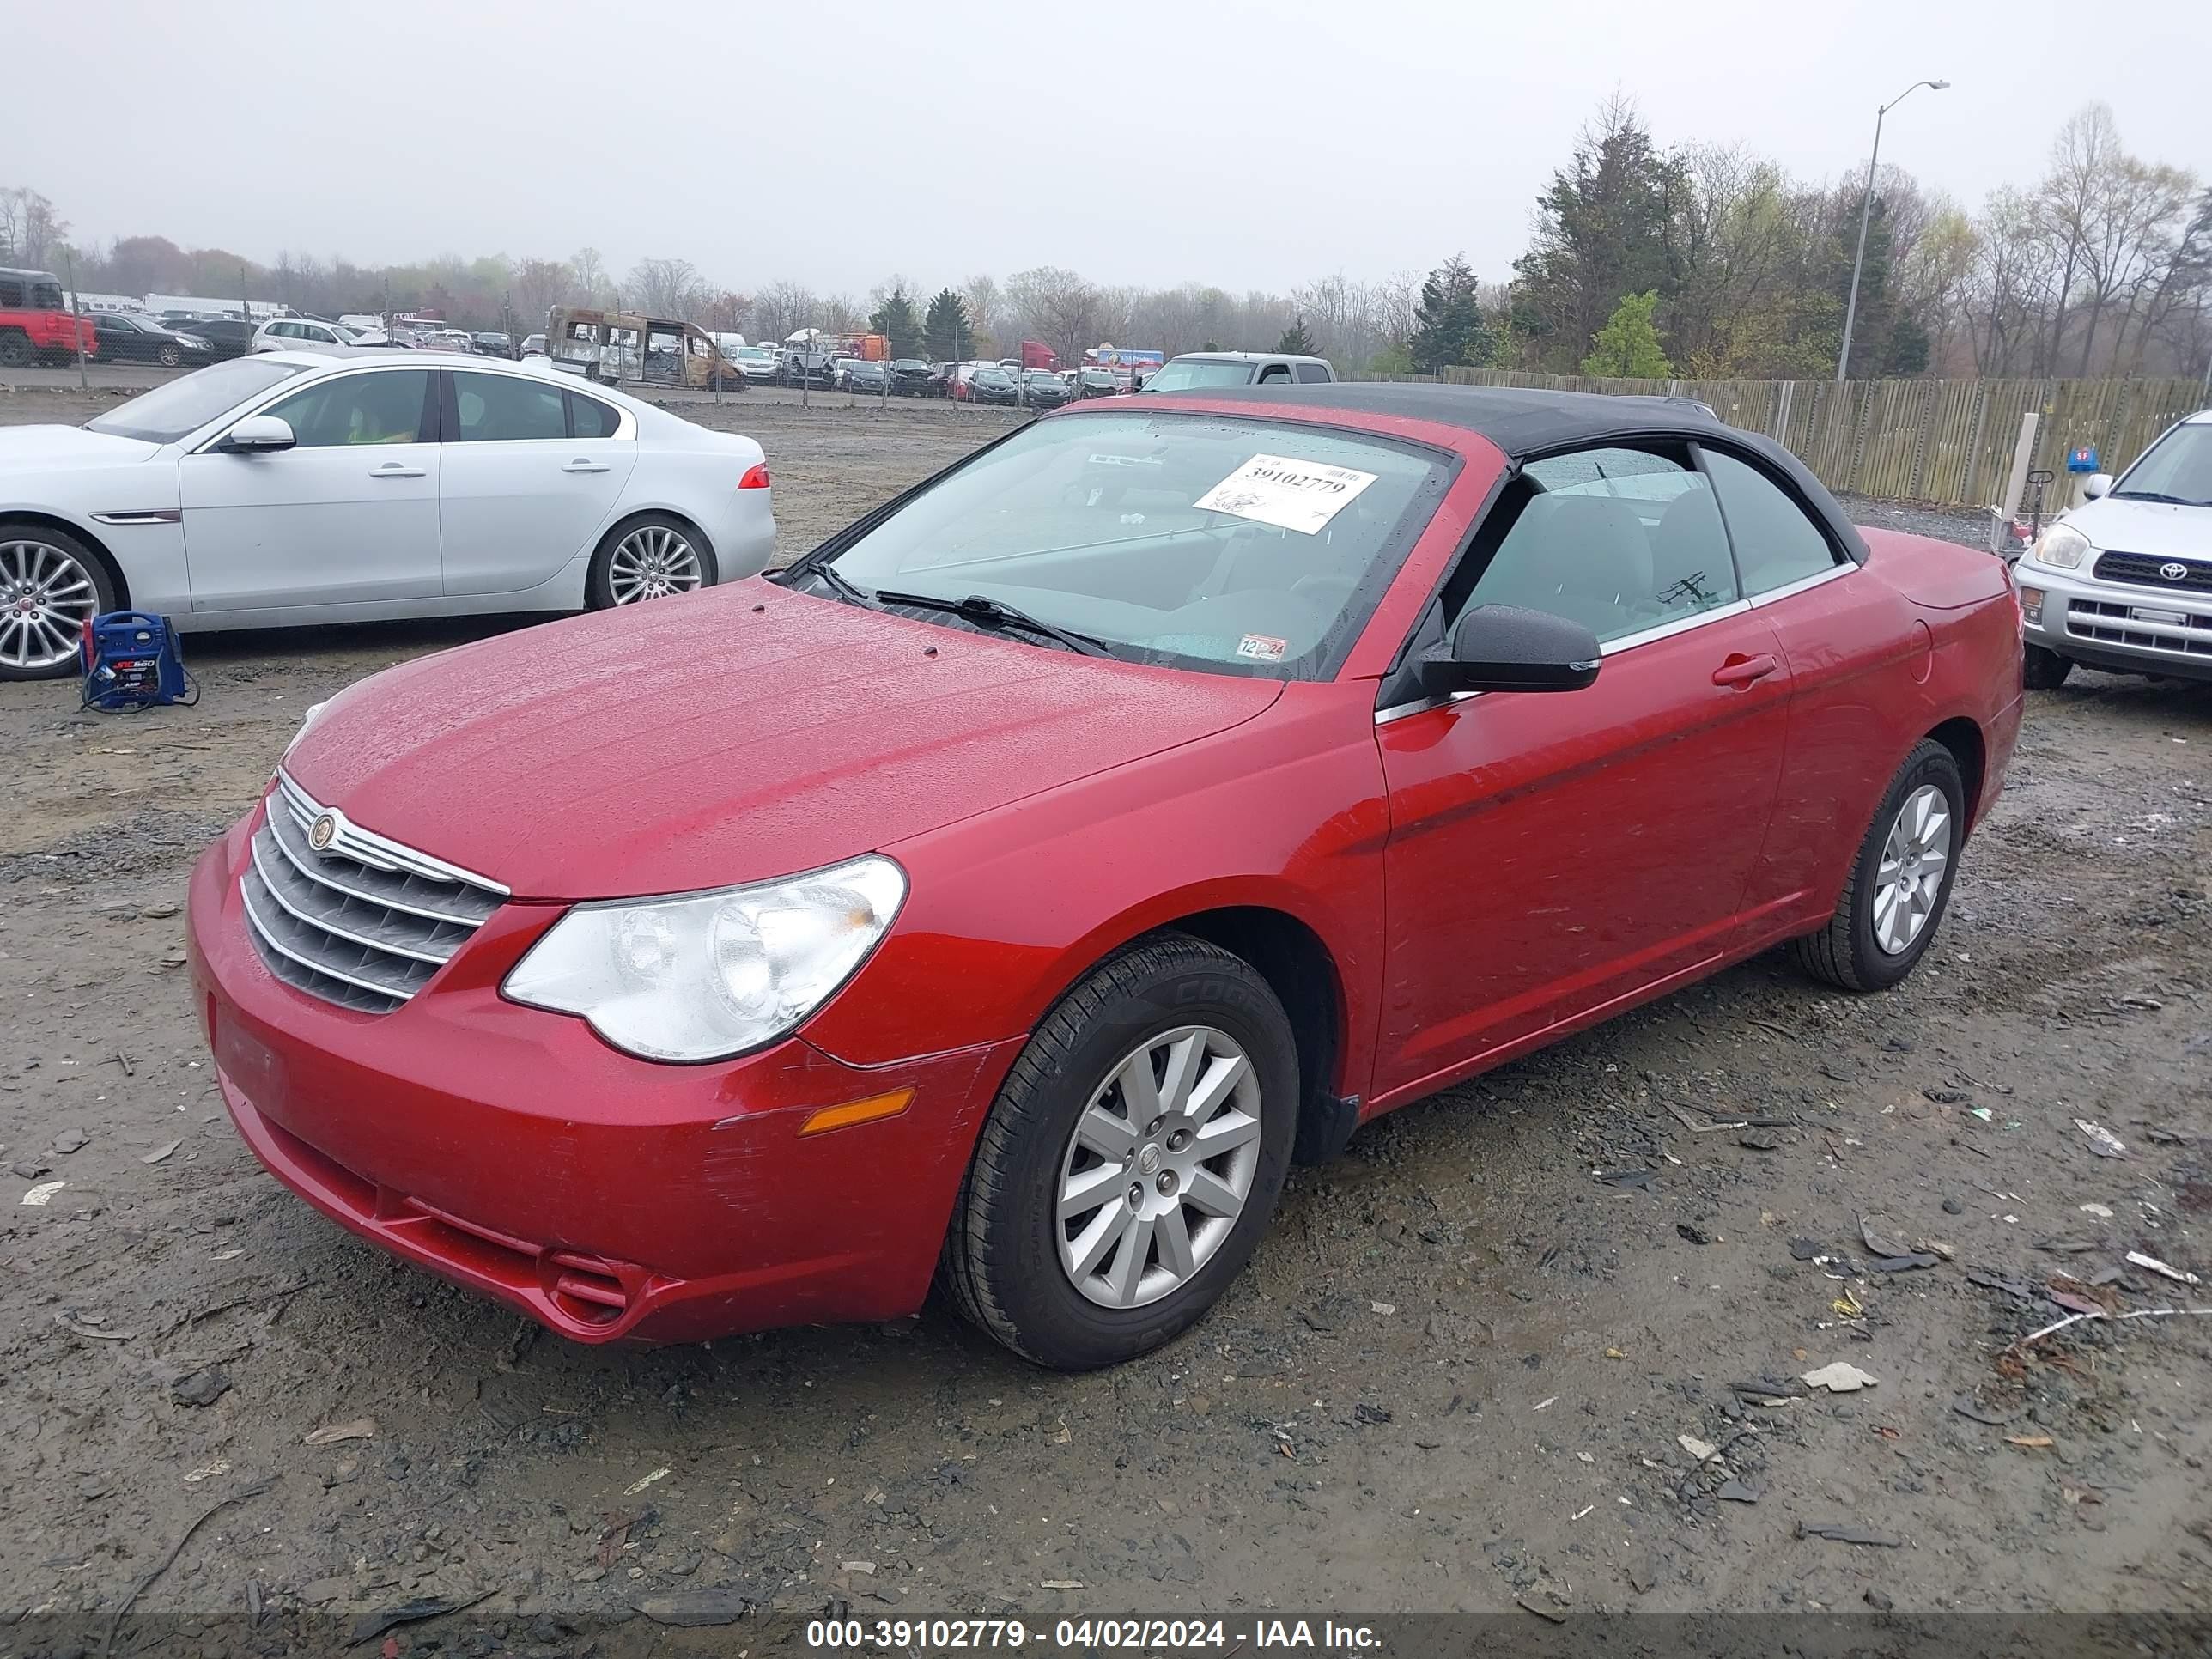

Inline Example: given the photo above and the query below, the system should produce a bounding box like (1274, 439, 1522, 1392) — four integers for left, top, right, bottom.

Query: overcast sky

(17, 0, 2211, 298)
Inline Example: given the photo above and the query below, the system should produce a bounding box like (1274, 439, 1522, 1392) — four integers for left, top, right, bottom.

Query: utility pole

(1838, 78, 1950, 384)
(62, 247, 89, 392)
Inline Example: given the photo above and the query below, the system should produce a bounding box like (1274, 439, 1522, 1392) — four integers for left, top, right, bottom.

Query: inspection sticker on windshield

(1236, 634, 1289, 662)
(1194, 454, 1378, 535)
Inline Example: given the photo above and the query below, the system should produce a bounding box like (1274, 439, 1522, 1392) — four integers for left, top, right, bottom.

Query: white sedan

(0, 350, 775, 678)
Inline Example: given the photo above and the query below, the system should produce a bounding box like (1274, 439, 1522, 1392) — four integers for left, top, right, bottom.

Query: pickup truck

(0, 268, 97, 368)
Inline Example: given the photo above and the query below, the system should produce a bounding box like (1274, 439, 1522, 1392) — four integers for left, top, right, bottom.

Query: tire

(1794, 738, 1966, 993)
(2022, 643, 2072, 690)
(584, 514, 716, 609)
(0, 332, 30, 368)
(0, 520, 118, 680)
(157, 344, 181, 368)
(939, 933, 1299, 1370)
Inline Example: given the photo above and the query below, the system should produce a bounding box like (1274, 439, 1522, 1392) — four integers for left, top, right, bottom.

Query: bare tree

(961, 273, 1001, 346)
(0, 186, 65, 268)
(512, 258, 574, 332)
(1005, 266, 1101, 364)
(2032, 104, 2122, 374)
(752, 281, 817, 343)
(629, 256, 707, 319)
(569, 247, 613, 307)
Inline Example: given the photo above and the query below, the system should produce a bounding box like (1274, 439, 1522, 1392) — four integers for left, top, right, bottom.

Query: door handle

(1711, 653, 1780, 688)
(562, 459, 611, 473)
(368, 464, 425, 479)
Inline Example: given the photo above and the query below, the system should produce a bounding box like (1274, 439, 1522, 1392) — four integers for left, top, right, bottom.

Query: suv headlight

(2030, 524, 2091, 570)
(502, 855, 906, 1062)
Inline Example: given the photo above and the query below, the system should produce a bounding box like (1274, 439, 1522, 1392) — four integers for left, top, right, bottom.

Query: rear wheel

(939, 934, 1298, 1370)
(2022, 643, 2072, 690)
(1795, 739, 1965, 993)
(0, 332, 33, 368)
(585, 514, 715, 608)
(1, 523, 115, 680)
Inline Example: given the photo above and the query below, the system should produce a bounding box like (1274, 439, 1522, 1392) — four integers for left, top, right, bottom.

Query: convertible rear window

(85, 358, 310, 444)
(812, 411, 1450, 679)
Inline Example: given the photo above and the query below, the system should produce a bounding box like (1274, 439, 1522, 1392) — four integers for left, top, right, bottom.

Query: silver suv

(1139, 351, 1336, 392)
(2014, 410, 2212, 687)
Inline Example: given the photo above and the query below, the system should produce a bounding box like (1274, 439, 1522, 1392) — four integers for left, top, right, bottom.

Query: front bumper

(187, 812, 1022, 1345)
(2017, 560, 2212, 682)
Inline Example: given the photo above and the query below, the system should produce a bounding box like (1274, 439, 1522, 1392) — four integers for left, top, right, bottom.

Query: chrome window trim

(1598, 598, 1753, 656)
(1746, 560, 1854, 608)
(1375, 596, 1759, 725)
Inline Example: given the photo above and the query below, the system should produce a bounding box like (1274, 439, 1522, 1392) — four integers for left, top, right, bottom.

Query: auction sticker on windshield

(1194, 454, 1379, 535)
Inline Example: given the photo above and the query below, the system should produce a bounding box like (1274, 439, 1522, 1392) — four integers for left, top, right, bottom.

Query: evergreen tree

(922, 287, 970, 360)
(1409, 253, 1487, 373)
(1275, 315, 1316, 355)
(1512, 96, 1686, 371)
(869, 287, 921, 359)
(1581, 290, 1674, 377)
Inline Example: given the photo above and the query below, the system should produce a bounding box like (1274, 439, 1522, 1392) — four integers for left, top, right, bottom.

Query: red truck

(0, 269, 98, 368)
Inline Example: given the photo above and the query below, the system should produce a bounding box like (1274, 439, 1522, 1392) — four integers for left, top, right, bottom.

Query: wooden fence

(1348, 368, 2206, 510)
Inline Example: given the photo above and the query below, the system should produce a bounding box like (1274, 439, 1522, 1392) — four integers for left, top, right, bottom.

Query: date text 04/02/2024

(804, 1620, 1382, 1650)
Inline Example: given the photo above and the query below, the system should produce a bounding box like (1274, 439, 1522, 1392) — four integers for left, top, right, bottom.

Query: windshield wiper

(872, 590, 1116, 658)
(2110, 489, 2208, 506)
(797, 560, 878, 608)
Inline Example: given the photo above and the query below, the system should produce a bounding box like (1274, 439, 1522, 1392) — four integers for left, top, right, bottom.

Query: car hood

(2065, 495, 2212, 558)
(285, 580, 1284, 901)
(0, 424, 162, 468)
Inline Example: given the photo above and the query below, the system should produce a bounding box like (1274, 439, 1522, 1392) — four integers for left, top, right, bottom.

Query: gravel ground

(3, 385, 2209, 1652)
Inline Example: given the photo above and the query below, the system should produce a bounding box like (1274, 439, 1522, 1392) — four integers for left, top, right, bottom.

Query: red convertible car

(186, 385, 2022, 1370)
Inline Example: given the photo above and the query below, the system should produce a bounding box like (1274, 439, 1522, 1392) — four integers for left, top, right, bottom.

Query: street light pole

(1837, 78, 1949, 384)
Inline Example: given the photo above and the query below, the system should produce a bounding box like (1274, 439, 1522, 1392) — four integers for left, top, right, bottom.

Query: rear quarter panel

(1751, 532, 2021, 929)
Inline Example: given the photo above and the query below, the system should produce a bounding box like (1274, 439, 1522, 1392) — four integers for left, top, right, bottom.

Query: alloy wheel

(606, 526, 703, 604)
(1873, 783, 1952, 955)
(0, 538, 100, 674)
(1055, 1024, 1264, 1309)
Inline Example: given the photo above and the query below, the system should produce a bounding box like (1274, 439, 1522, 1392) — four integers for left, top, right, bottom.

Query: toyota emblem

(2160, 561, 2191, 582)
(308, 811, 338, 852)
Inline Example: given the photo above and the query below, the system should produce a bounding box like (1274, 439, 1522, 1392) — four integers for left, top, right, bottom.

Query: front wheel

(157, 343, 181, 368)
(1795, 739, 1966, 993)
(2022, 643, 2072, 690)
(939, 934, 1298, 1370)
(585, 514, 715, 609)
(1, 522, 116, 680)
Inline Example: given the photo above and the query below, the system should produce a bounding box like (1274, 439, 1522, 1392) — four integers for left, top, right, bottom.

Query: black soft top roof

(1140, 380, 1867, 559)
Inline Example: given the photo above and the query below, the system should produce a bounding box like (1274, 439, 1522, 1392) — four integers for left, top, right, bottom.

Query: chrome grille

(2066, 599, 2212, 661)
(240, 771, 507, 1014)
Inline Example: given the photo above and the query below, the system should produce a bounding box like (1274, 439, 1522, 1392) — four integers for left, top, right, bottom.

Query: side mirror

(1418, 603, 1603, 696)
(2081, 472, 2113, 500)
(221, 415, 295, 453)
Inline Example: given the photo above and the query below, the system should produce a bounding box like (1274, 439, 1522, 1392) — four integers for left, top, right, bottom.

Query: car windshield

(1143, 360, 1258, 392)
(811, 410, 1449, 679)
(2113, 422, 2212, 507)
(85, 358, 310, 443)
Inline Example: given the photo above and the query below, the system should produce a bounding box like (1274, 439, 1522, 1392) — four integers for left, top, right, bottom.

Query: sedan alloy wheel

(1, 536, 102, 676)
(606, 524, 704, 604)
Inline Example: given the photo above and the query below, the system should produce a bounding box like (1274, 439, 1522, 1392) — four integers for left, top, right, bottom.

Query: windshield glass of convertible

(817, 413, 1446, 676)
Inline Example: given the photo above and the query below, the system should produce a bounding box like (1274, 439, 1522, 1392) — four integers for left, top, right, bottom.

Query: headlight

(503, 855, 907, 1062)
(2030, 524, 2091, 569)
